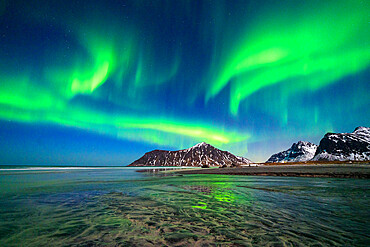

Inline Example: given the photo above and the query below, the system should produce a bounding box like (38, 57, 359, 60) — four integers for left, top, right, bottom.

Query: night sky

(0, 0, 369, 165)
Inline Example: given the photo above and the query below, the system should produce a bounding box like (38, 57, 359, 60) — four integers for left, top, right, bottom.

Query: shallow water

(0, 167, 369, 246)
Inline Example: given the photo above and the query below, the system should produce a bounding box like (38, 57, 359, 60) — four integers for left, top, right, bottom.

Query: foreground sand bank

(174, 164, 370, 178)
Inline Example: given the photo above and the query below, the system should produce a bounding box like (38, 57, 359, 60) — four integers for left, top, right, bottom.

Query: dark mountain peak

(128, 143, 252, 167)
(293, 141, 315, 148)
(313, 127, 370, 161)
(266, 141, 317, 163)
(353, 126, 370, 137)
(354, 126, 369, 132)
(187, 142, 213, 151)
(192, 142, 211, 148)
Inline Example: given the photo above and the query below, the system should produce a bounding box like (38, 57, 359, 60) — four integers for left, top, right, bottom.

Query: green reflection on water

(0, 171, 369, 246)
(187, 179, 246, 209)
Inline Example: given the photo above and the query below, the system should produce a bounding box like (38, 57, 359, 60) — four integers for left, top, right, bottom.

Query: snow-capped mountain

(266, 141, 318, 163)
(313, 126, 370, 161)
(128, 142, 252, 167)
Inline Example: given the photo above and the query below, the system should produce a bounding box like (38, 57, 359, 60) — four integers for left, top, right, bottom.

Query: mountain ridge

(313, 126, 370, 161)
(128, 142, 252, 167)
(268, 126, 370, 163)
(128, 127, 370, 166)
(266, 141, 317, 163)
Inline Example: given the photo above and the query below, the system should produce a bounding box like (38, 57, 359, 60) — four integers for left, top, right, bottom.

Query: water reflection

(0, 169, 369, 246)
(181, 178, 255, 210)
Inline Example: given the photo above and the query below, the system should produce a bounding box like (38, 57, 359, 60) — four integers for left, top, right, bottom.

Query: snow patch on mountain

(313, 151, 370, 162)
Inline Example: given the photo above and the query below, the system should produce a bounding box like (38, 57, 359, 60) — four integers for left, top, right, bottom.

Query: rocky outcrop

(128, 142, 252, 167)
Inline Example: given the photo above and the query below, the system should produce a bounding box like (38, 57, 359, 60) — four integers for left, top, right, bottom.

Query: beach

(175, 164, 370, 178)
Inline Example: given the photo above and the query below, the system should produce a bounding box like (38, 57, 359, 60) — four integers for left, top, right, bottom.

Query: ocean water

(0, 166, 369, 246)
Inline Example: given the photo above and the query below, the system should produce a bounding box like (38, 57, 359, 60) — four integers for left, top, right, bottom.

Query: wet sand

(175, 164, 370, 178)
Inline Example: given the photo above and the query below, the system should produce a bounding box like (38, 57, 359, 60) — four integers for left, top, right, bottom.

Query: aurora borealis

(0, 0, 369, 164)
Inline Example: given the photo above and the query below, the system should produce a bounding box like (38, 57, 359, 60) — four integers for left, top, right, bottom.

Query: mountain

(128, 142, 252, 167)
(313, 126, 370, 161)
(266, 141, 318, 163)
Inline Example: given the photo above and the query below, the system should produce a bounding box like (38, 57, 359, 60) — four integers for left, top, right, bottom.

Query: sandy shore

(174, 164, 370, 178)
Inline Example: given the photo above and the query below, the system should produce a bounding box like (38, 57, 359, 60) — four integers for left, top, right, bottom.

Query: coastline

(173, 164, 370, 179)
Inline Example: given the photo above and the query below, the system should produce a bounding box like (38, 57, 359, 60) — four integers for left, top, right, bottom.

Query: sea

(0, 165, 369, 246)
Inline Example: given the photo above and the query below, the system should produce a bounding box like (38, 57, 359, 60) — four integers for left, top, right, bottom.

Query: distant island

(128, 127, 370, 168)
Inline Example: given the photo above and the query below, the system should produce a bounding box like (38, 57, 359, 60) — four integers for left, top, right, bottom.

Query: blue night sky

(0, 0, 369, 165)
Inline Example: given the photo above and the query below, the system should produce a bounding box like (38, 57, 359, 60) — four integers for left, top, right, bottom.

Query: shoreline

(173, 164, 370, 179)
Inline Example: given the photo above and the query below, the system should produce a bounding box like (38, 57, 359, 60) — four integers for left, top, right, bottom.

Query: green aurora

(0, 0, 368, 163)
